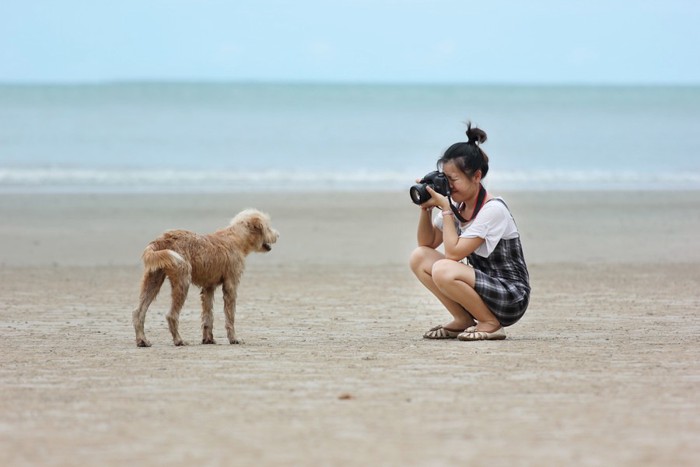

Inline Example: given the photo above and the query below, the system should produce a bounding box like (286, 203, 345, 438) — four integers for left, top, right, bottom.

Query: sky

(1, 0, 699, 84)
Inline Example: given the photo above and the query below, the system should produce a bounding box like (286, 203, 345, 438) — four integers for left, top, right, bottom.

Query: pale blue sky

(1, 0, 698, 84)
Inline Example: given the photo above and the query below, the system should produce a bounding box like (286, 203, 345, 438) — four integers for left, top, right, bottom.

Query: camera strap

(449, 183, 487, 224)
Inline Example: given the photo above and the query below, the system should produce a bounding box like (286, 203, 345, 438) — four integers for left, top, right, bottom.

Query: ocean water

(0, 83, 698, 192)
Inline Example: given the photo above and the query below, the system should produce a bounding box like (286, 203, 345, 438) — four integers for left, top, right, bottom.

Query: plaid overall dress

(465, 199, 530, 326)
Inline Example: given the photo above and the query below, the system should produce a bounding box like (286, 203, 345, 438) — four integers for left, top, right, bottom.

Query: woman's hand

(415, 182, 444, 249)
(422, 186, 451, 211)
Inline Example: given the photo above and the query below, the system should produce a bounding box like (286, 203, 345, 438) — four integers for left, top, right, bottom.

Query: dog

(132, 208, 279, 347)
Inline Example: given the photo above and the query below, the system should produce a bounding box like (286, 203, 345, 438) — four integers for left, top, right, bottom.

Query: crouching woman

(409, 123, 530, 341)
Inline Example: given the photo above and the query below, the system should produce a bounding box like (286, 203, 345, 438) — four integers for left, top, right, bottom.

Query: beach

(1, 190, 699, 466)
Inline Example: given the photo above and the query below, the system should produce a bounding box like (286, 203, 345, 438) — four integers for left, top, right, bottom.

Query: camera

(409, 170, 451, 205)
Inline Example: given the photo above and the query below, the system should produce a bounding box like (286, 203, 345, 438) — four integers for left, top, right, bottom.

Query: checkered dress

(467, 201, 531, 326)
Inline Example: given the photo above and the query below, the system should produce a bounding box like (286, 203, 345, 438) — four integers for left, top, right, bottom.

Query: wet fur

(132, 209, 279, 347)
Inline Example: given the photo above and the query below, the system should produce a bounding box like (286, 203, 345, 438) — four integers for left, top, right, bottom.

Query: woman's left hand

(423, 186, 450, 211)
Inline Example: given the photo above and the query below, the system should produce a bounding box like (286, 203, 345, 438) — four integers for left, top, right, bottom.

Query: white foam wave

(490, 169, 700, 190)
(1, 168, 699, 192)
(0, 168, 412, 192)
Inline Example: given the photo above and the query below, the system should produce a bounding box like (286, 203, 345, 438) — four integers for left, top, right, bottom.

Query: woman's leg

(431, 259, 501, 332)
(409, 247, 475, 330)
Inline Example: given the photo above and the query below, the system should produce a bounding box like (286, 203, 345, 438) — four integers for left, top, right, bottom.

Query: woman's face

(442, 161, 479, 203)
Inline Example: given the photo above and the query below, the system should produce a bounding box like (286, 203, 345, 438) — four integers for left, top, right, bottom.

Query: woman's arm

(417, 207, 443, 249)
(425, 186, 484, 260)
(441, 216, 484, 260)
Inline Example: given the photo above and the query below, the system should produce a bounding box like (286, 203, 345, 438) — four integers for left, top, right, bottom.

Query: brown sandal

(457, 327, 506, 341)
(423, 325, 466, 340)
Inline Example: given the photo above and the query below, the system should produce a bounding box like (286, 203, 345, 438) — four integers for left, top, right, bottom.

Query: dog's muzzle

(262, 243, 272, 251)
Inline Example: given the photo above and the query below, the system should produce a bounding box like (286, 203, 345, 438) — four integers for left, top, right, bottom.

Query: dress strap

(486, 198, 517, 225)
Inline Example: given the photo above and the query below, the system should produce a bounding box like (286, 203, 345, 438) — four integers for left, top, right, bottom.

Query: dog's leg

(200, 286, 216, 344)
(222, 279, 241, 344)
(133, 269, 166, 347)
(166, 264, 191, 346)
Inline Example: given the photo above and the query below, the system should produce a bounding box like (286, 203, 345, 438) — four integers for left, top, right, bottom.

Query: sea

(1, 82, 698, 193)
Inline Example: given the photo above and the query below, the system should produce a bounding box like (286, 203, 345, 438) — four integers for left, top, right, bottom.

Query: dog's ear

(247, 216, 264, 233)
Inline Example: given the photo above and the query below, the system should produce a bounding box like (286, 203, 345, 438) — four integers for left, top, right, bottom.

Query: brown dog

(132, 209, 279, 347)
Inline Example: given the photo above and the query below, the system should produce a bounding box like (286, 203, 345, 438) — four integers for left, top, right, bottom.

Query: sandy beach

(1, 190, 699, 466)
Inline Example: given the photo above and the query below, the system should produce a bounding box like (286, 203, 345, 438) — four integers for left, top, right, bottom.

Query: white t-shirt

(433, 197, 519, 258)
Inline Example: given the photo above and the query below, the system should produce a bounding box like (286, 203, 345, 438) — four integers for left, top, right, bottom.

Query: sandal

(423, 325, 466, 340)
(457, 327, 506, 341)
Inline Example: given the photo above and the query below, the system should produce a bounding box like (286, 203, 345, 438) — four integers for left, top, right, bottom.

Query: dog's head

(230, 209, 279, 253)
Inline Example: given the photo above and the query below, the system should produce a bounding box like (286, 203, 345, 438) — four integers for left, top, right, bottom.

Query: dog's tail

(141, 244, 186, 273)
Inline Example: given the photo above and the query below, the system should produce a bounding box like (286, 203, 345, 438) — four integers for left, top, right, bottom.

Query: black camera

(409, 170, 451, 205)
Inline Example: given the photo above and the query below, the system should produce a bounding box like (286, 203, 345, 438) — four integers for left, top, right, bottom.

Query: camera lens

(409, 184, 428, 204)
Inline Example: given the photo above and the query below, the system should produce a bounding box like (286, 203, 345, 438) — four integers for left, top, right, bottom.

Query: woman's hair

(437, 121, 489, 179)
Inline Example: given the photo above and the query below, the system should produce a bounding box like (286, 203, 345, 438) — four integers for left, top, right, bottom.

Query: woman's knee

(409, 246, 436, 272)
(431, 259, 459, 285)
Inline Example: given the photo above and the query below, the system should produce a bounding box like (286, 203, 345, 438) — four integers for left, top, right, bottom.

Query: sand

(1, 190, 699, 466)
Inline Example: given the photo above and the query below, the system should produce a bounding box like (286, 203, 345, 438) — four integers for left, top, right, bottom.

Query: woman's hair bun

(466, 121, 487, 145)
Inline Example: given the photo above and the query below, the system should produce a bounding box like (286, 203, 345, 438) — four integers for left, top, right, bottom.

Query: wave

(1, 167, 699, 192)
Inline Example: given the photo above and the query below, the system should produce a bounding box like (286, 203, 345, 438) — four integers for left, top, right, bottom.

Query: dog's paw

(173, 339, 189, 347)
(229, 338, 243, 345)
(202, 337, 217, 345)
(136, 338, 152, 348)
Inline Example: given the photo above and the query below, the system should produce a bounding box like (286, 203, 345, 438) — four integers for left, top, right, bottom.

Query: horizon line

(0, 78, 699, 88)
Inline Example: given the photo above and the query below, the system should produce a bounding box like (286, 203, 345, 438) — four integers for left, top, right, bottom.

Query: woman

(409, 122, 530, 341)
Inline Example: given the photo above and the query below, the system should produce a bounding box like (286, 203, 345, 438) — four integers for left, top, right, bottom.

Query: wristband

(442, 210, 454, 217)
